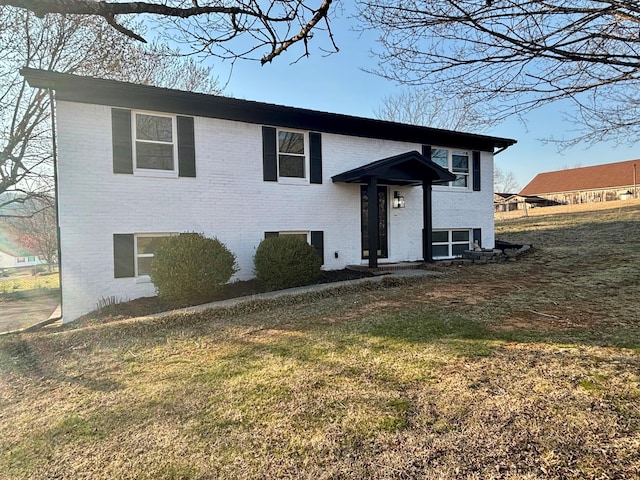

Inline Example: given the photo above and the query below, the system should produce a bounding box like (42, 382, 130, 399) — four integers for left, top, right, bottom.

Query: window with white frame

(432, 230, 471, 258)
(134, 112, 177, 173)
(135, 234, 173, 277)
(432, 148, 470, 188)
(279, 231, 310, 243)
(278, 129, 307, 180)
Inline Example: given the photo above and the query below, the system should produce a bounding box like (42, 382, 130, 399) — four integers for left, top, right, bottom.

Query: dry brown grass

(1, 204, 640, 479)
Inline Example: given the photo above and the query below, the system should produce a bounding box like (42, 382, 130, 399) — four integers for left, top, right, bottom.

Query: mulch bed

(87, 269, 375, 321)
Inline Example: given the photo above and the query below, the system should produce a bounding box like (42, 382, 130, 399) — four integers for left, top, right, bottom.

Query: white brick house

(22, 68, 516, 323)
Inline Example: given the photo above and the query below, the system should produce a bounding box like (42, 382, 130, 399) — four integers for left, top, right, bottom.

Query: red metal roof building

(519, 160, 639, 204)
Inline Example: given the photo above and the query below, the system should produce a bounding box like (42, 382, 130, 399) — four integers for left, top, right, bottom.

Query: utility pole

(634, 163, 637, 199)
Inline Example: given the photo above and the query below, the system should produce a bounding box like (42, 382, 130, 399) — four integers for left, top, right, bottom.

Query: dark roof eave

(20, 68, 517, 152)
(332, 151, 456, 185)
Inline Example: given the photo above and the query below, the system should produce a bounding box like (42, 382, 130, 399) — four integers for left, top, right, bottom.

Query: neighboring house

(520, 160, 640, 205)
(494, 193, 554, 212)
(0, 227, 44, 270)
(22, 68, 517, 323)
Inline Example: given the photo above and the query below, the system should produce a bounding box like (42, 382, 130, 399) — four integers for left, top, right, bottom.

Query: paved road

(0, 295, 60, 333)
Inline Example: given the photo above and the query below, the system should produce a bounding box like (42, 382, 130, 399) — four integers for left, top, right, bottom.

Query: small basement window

(135, 233, 174, 277)
(432, 229, 471, 259)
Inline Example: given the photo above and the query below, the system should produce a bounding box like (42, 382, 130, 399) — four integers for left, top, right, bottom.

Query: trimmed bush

(254, 236, 322, 289)
(150, 233, 238, 305)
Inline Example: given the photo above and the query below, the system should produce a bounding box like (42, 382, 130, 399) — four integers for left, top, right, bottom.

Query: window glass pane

(452, 244, 468, 256)
(278, 131, 304, 154)
(136, 114, 173, 142)
(137, 236, 167, 255)
(279, 154, 305, 178)
(137, 257, 153, 276)
(431, 148, 448, 168)
(452, 174, 468, 187)
(136, 142, 174, 170)
(432, 230, 449, 243)
(281, 233, 308, 243)
(432, 245, 449, 257)
(452, 230, 470, 242)
(452, 153, 469, 172)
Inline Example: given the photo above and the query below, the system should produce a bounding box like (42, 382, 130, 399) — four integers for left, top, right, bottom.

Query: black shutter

(112, 109, 132, 174)
(113, 234, 135, 278)
(472, 151, 481, 191)
(309, 132, 322, 184)
(264, 231, 279, 238)
(177, 116, 196, 177)
(473, 228, 482, 248)
(421, 144, 432, 162)
(262, 126, 277, 182)
(311, 231, 324, 265)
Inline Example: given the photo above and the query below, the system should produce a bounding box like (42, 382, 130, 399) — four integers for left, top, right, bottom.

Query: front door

(361, 185, 388, 259)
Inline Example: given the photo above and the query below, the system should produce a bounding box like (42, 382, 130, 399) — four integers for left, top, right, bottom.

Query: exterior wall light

(393, 191, 405, 209)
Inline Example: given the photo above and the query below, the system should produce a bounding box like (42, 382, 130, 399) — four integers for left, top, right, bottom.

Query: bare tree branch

(0, 0, 335, 64)
(0, 7, 221, 214)
(357, 0, 640, 145)
(494, 167, 520, 193)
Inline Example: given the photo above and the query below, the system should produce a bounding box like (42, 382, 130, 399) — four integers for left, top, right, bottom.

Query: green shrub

(254, 236, 322, 289)
(150, 233, 238, 305)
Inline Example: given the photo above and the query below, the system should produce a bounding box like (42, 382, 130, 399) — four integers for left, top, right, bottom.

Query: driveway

(0, 294, 60, 333)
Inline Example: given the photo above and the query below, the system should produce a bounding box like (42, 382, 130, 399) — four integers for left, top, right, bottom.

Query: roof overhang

(20, 68, 517, 153)
(332, 151, 456, 186)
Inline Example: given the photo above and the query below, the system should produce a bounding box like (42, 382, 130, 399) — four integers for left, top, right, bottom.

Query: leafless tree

(494, 167, 520, 194)
(0, 7, 220, 213)
(0, 0, 336, 65)
(357, 0, 640, 145)
(375, 87, 489, 132)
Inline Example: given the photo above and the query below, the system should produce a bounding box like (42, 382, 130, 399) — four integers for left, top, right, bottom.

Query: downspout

(49, 88, 62, 319)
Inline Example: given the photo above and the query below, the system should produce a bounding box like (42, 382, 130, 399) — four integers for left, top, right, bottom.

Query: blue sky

(212, 11, 639, 191)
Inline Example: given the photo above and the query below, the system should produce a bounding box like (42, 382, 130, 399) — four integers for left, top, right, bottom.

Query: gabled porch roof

(331, 151, 457, 269)
(331, 151, 456, 186)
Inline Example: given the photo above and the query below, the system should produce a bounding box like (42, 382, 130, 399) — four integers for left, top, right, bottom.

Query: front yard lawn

(1, 204, 639, 479)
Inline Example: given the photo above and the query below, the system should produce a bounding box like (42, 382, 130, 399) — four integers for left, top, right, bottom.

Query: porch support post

(367, 176, 379, 268)
(423, 181, 433, 262)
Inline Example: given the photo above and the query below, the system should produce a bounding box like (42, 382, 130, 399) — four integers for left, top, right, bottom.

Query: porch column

(423, 182, 433, 262)
(367, 176, 379, 268)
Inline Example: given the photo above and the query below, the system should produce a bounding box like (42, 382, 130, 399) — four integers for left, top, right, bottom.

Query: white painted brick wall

(56, 101, 496, 322)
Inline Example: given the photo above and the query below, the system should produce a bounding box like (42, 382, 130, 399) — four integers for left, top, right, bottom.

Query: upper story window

(112, 108, 195, 178)
(432, 148, 470, 188)
(262, 126, 322, 184)
(278, 129, 308, 180)
(134, 112, 177, 174)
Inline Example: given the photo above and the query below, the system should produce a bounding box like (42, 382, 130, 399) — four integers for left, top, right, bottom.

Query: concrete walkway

(141, 269, 440, 320)
(7, 269, 440, 334)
